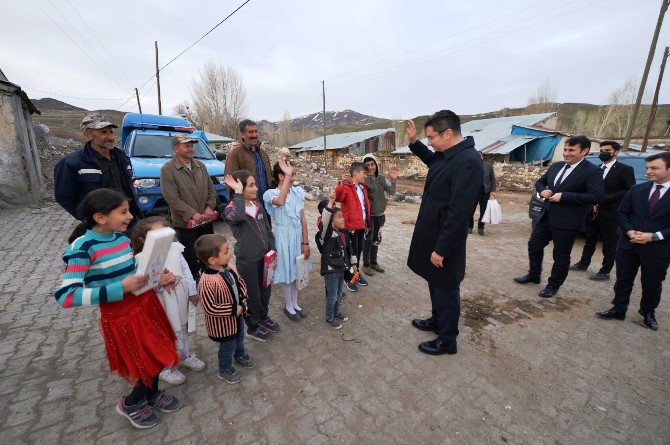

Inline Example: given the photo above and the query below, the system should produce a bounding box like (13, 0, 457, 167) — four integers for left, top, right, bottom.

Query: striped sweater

(55, 230, 135, 308)
(198, 268, 248, 341)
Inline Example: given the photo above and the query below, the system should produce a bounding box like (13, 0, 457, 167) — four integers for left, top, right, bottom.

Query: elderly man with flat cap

(54, 113, 138, 222)
(161, 133, 218, 279)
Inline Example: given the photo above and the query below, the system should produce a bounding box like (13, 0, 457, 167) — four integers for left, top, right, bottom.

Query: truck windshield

(132, 134, 214, 159)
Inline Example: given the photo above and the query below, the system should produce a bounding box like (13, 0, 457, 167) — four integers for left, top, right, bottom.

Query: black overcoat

(407, 136, 483, 289)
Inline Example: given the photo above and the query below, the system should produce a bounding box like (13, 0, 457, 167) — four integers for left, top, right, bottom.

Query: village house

(0, 69, 42, 206)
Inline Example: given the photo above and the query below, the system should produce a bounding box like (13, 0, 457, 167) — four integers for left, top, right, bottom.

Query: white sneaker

(159, 367, 186, 385)
(181, 354, 206, 371)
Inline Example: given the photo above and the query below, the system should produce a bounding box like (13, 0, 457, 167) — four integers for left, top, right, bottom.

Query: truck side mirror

(216, 152, 227, 162)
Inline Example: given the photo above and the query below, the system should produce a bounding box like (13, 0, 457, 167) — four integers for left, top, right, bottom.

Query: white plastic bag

(481, 199, 502, 224)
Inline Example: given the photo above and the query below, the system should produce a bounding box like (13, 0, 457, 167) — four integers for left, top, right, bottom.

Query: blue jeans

(218, 317, 246, 373)
(324, 272, 343, 320)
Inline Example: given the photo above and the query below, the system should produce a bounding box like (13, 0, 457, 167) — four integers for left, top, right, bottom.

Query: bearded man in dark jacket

(54, 113, 138, 222)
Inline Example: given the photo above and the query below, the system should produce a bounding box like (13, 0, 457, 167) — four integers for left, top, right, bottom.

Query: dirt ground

(2, 188, 668, 444)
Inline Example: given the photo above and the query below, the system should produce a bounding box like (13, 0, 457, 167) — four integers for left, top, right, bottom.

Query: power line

(133, 0, 253, 94)
(33, 0, 131, 93)
(324, 0, 557, 84)
(44, 0, 134, 91)
(65, 0, 136, 89)
(328, 0, 601, 92)
(21, 85, 128, 101)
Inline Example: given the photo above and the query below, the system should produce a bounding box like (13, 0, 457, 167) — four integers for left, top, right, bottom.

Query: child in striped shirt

(195, 234, 256, 384)
(55, 188, 181, 429)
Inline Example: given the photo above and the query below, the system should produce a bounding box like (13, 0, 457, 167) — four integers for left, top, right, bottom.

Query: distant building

(289, 128, 395, 157)
(203, 131, 234, 152)
(0, 68, 43, 205)
(392, 113, 562, 165)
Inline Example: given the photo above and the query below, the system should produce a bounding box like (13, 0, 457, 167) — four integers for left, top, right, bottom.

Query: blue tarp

(508, 125, 562, 163)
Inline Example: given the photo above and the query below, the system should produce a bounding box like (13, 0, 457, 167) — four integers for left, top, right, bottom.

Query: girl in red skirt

(55, 189, 181, 429)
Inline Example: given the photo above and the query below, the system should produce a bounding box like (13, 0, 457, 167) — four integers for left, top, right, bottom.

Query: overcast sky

(3, 0, 670, 122)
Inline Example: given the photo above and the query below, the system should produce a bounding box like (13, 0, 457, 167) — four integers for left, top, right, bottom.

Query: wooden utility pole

(323, 80, 331, 168)
(623, 0, 670, 150)
(642, 46, 669, 152)
(135, 88, 143, 114)
(155, 41, 162, 115)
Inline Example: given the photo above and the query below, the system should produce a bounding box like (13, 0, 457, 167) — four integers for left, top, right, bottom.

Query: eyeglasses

(426, 129, 448, 142)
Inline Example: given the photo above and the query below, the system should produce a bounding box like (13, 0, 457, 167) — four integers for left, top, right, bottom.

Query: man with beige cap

(54, 113, 138, 221)
(161, 133, 218, 278)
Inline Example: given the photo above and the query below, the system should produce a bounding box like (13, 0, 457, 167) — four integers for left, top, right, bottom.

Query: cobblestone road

(0, 199, 668, 444)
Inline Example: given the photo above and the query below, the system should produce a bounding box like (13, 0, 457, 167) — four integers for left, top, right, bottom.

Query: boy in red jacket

(335, 161, 371, 292)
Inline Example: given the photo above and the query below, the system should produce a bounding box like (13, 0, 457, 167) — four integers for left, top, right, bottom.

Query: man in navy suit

(596, 152, 670, 330)
(570, 141, 635, 281)
(514, 135, 604, 298)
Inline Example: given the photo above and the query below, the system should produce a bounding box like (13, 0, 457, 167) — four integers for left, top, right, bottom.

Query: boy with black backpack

(316, 189, 357, 329)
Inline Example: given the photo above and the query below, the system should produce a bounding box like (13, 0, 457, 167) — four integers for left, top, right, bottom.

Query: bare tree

(173, 101, 201, 128)
(592, 77, 651, 138)
(277, 111, 292, 147)
(526, 79, 559, 113)
(189, 62, 248, 138)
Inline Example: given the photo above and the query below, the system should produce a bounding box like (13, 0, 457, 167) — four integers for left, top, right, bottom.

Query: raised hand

(388, 165, 399, 180)
(341, 172, 351, 183)
(407, 119, 417, 143)
(224, 174, 244, 194)
(278, 155, 293, 175)
(327, 187, 336, 202)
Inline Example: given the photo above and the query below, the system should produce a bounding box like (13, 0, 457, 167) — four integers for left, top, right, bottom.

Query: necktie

(555, 165, 571, 186)
(648, 185, 663, 213)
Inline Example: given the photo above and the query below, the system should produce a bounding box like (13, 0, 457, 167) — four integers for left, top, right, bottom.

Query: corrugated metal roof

(391, 112, 555, 155)
(461, 112, 555, 152)
(291, 128, 394, 152)
(204, 131, 234, 142)
(480, 133, 545, 155)
(392, 138, 431, 154)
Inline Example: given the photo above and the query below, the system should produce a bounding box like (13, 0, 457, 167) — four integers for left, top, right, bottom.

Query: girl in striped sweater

(55, 189, 182, 429)
(194, 234, 256, 384)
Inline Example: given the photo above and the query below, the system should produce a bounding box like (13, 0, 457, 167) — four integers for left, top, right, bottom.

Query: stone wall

(494, 163, 548, 192)
(294, 150, 547, 193)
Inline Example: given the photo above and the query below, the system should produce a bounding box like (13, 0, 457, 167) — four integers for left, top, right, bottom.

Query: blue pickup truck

(121, 113, 228, 217)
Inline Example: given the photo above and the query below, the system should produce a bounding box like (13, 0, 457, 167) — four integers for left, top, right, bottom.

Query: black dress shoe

(418, 339, 457, 355)
(569, 262, 588, 271)
(514, 274, 541, 284)
(538, 285, 558, 298)
(412, 318, 438, 333)
(589, 272, 610, 281)
(639, 309, 658, 331)
(596, 307, 626, 320)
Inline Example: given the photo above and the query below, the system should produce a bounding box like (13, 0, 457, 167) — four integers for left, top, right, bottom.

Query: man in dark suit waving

(407, 110, 483, 355)
(596, 152, 670, 330)
(570, 141, 635, 281)
(514, 135, 604, 298)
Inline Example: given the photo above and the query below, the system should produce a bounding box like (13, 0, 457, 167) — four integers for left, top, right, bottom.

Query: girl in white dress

(132, 217, 206, 384)
(263, 157, 311, 321)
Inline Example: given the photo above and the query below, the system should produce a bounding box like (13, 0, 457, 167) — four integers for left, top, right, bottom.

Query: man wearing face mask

(570, 141, 635, 281)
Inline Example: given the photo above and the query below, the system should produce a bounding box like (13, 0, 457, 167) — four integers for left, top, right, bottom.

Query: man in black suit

(596, 152, 670, 331)
(514, 135, 604, 298)
(469, 152, 497, 236)
(407, 110, 483, 355)
(570, 141, 635, 281)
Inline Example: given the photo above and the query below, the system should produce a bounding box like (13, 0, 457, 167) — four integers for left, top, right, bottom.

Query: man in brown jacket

(161, 133, 218, 278)
(225, 120, 273, 201)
